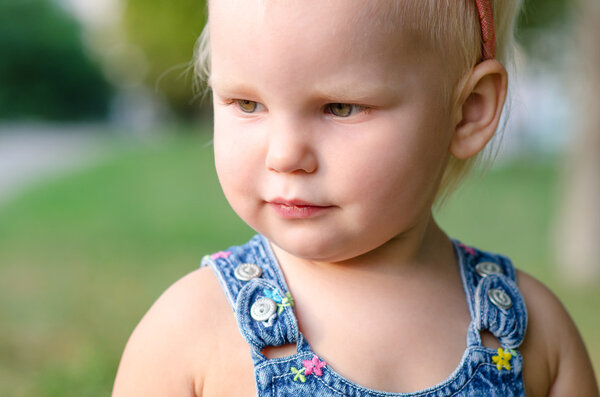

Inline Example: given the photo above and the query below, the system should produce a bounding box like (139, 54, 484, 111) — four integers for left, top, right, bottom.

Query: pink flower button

(303, 355, 326, 377)
(211, 251, 232, 260)
(459, 243, 477, 256)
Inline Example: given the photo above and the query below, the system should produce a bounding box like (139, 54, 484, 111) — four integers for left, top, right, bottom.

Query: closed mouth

(267, 198, 333, 218)
(268, 198, 326, 208)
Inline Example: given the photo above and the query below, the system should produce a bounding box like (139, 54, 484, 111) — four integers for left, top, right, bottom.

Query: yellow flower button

(492, 348, 512, 371)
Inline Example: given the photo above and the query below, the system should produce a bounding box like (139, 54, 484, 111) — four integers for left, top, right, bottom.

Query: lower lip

(268, 203, 332, 219)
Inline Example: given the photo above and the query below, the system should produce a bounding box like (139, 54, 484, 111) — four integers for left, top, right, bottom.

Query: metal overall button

(475, 262, 503, 277)
(488, 288, 513, 309)
(250, 297, 277, 321)
(234, 263, 262, 281)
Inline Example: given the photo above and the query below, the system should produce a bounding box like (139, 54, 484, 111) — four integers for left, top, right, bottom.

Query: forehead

(209, 0, 406, 30)
(208, 0, 441, 91)
(208, 0, 423, 49)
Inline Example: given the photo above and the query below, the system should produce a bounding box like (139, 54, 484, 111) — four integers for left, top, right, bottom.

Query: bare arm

(518, 271, 599, 397)
(112, 269, 218, 397)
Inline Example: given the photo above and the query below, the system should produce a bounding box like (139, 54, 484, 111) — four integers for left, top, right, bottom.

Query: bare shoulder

(517, 270, 599, 397)
(112, 267, 233, 396)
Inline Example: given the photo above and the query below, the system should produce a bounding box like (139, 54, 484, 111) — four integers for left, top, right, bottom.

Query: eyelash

(324, 103, 367, 118)
(227, 99, 368, 118)
(230, 99, 264, 114)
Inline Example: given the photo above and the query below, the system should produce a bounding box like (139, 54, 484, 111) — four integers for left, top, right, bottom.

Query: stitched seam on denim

(269, 370, 346, 397)
(302, 364, 494, 397)
(251, 236, 266, 280)
(296, 333, 312, 354)
(317, 366, 452, 396)
(271, 372, 292, 397)
(203, 257, 236, 308)
(449, 362, 495, 396)
(312, 347, 491, 396)
(257, 235, 301, 343)
(238, 279, 285, 351)
(259, 235, 293, 295)
(237, 287, 263, 351)
(262, 348, 521, 396)
(312, 375, 351, 396)
(255, 352, 313, 372)
(269, 371, 349, 397)
(475, 275, 527, 349)
(454, 239, 477, 322)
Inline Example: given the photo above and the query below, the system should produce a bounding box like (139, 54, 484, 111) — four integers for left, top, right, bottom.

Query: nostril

(265, 146, 318, 174)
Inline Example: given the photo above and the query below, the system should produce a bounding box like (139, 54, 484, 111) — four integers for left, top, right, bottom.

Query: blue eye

(235, 99, 258, 113)
(326, 103, 364, 117)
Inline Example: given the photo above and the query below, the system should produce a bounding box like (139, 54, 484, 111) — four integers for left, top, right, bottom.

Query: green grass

(0, 132, 598, 395)
(436, 159, 560, 275)
(0, 131, 254, 396)
(437, 160, 600, 384)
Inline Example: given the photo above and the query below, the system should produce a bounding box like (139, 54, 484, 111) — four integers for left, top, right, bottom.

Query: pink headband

(475, 0, 495, 60)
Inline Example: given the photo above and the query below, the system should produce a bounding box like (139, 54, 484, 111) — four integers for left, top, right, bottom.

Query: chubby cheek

(213, 114, 262, 219)
(335, 121, 448, 224)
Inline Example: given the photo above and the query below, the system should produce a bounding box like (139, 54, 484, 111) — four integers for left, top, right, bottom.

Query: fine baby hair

(194, 0, 523, 199)
(113, 1, 599, 396)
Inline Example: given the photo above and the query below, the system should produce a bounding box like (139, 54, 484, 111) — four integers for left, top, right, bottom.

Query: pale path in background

(0, 124, 106, 204)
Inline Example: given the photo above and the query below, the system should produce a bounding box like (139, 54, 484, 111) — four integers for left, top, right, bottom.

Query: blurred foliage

(518, 0, 569, 31)
(122, 0, 207, 119)
(516, 0, 570, 56)
(0, 0, 112, 121)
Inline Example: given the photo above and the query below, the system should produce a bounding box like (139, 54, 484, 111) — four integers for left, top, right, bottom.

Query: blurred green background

(1, 0, 598, 395)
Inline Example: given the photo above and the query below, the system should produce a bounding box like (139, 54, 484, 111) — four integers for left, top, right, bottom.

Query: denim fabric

(201, 235, 527, 396)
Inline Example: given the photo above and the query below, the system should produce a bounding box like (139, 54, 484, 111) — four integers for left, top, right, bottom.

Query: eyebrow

(210, 76, 399, 104)
(312, 80, 399, 104)
(209, 77, 260, 97)
(314, 87, 381, 103)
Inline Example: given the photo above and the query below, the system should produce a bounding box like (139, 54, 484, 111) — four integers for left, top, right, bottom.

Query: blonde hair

(413, 0, 523, 200)
(193, 0, 523, 199)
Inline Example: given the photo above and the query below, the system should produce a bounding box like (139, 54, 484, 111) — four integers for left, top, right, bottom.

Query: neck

(268, 214, 462, 346)
(270, 213, 454, 284)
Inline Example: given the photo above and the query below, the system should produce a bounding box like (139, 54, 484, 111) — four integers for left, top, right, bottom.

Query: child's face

(210, 1, 457, 262)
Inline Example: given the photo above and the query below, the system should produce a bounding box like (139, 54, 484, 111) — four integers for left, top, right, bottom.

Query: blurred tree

(555, 0, 600, 284)
(0, 0, 112, 121)
(517, 0, 569, 31)
(122, 0, 207, 119)
(516, 0, 570, 62)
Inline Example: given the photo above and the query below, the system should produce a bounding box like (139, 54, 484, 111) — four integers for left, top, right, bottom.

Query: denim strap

(201, 235, 301, 358)
(454, 240, 527, 349)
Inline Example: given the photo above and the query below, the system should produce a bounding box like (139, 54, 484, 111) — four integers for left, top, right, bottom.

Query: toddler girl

(113, 1, 599, 395)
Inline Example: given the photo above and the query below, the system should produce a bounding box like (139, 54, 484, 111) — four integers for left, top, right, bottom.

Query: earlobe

(450, 60, 508, 160)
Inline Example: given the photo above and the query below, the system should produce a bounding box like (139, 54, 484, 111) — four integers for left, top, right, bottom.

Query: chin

(266, 231, 369, 263)
(244, 215, 379, 262)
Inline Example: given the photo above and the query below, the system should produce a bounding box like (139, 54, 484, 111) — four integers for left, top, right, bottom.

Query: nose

(265, 118, 318, 174)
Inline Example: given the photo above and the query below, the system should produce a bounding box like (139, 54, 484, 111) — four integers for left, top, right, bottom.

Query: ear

(450, 60, 508, 160)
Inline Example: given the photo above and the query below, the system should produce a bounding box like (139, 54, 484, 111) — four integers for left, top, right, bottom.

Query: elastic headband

(475, 0, 495, 60)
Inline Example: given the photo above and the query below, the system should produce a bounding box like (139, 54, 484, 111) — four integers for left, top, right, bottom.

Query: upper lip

(268, 198, 328, 207)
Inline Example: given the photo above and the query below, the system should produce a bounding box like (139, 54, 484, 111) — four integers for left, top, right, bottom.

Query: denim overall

(201, 235, 527, 396)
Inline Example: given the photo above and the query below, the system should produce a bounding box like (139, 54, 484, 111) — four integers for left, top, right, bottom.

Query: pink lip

(267, 198, 333, 219)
